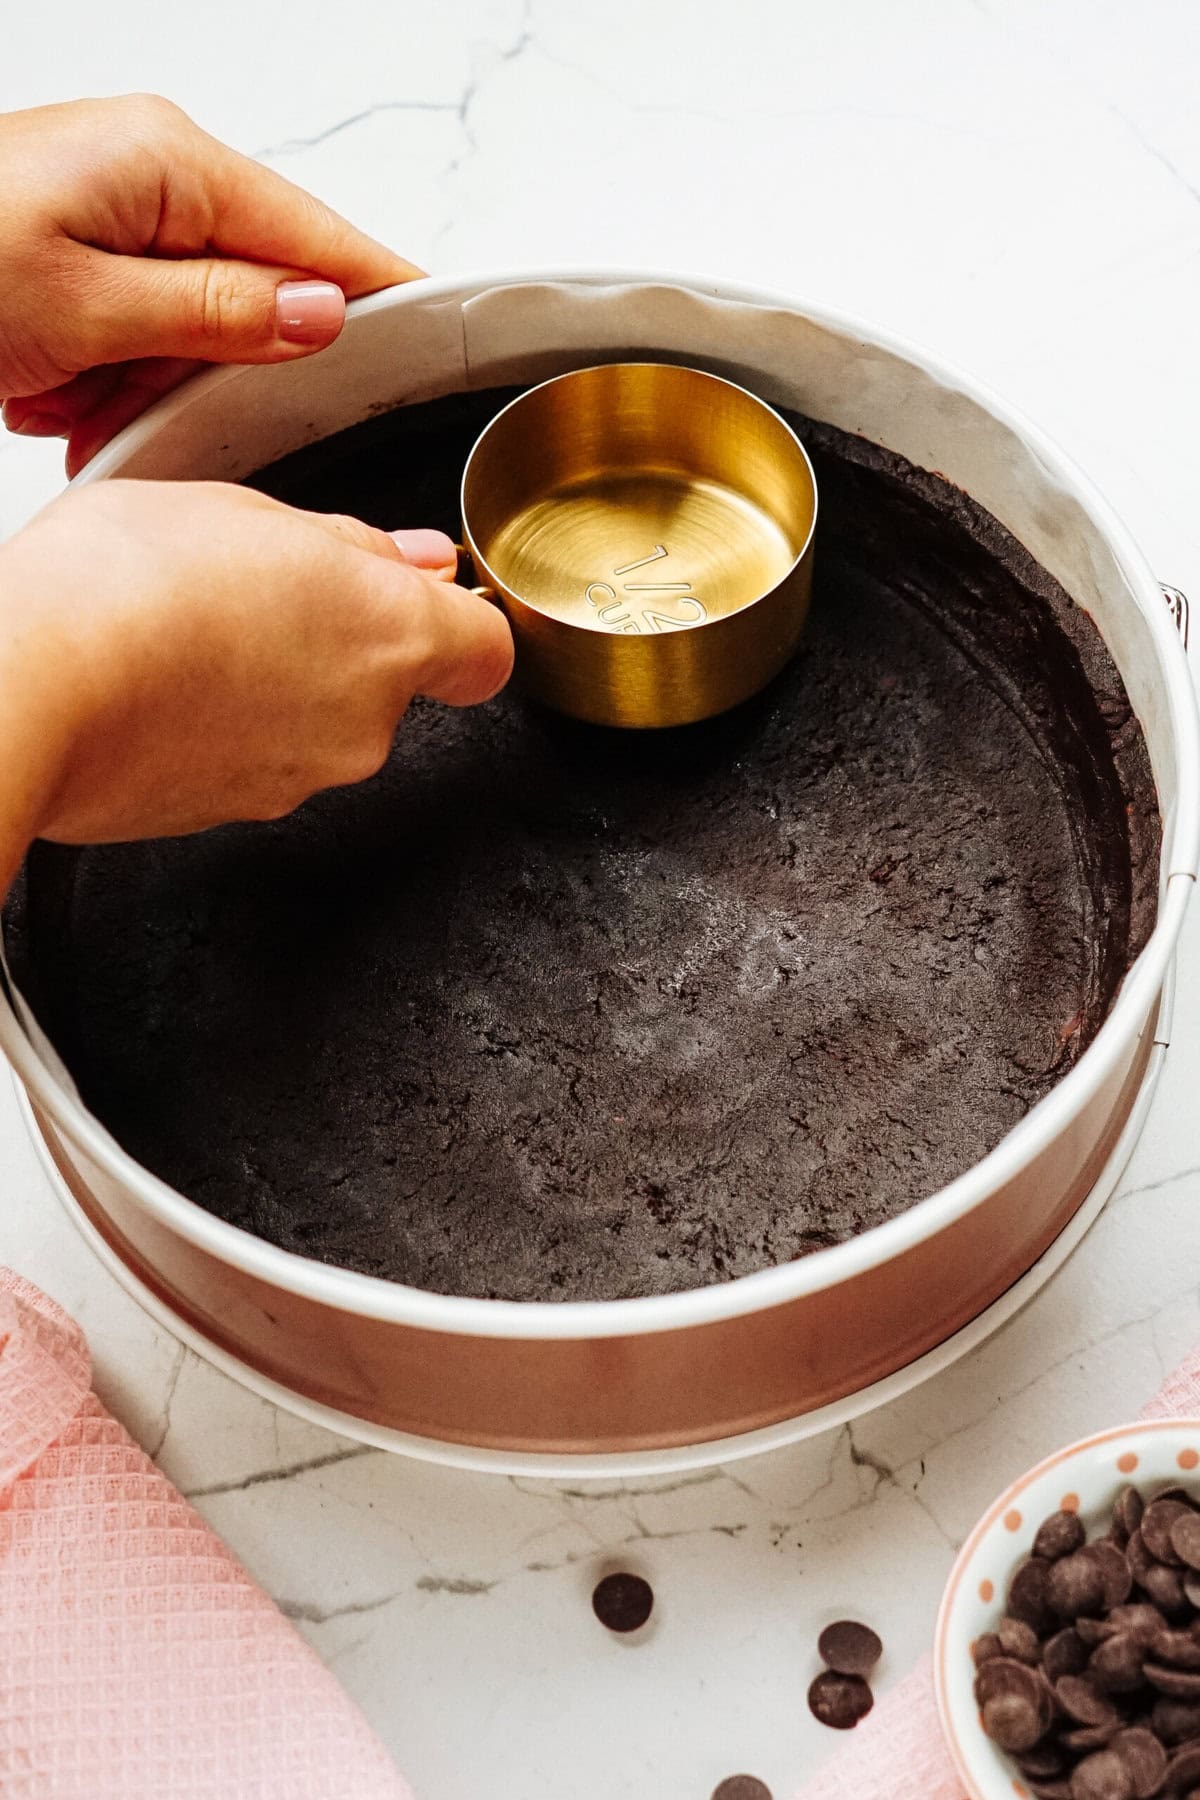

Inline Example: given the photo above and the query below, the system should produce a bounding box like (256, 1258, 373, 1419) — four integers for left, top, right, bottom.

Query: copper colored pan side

(28, 1014, 1153, 1456)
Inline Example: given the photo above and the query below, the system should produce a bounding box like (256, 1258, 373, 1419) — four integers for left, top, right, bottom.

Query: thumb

(388, 571, 516, 708)
(79, 248, 346, 365)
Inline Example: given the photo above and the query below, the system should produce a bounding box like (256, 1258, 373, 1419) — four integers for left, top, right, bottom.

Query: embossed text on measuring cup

(584, 546, 709, 634)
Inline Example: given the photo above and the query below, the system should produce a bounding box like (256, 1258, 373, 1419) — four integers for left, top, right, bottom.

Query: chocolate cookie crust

(6, 387, 1160, 1302)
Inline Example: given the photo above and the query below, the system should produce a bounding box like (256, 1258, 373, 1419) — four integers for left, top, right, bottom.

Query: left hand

(0, 95, 421, 475)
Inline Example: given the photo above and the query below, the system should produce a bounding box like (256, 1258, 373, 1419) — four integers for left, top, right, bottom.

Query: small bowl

(460, 361, 817, 728)
(935, 1417, 1200, 1800)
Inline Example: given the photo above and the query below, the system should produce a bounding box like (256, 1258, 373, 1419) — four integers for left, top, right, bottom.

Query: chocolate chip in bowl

(935, 1421, 1200, 1800)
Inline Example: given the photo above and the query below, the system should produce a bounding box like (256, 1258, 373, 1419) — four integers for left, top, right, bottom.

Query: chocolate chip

(1056, 1675, 1121, 1728)
(1078, 1617, 1121, 1647)
(1113, 1488, 1145, 1547)
(1150, 1630, 1200, 1670)
(1152, 1486, 1200, 1509)
(998, 1618, 1042, 1664)
(1167, 1743, 1200, 1790)
(1085, 1542, 1135, 1609)
(1108, 1604, 1168, 1644)
(817, 1620, 882, 1677)
(806, 1671, 873, 1731)
(1062, 1722, 1122, 1753)
(1010, 1557, 1056, 1631)
(1185, 1572, 1200, 1611)
(1127, 1531, 1159, 1587)
(1019, 1743, 1069, 1779)
(1068, 1749, 1134, 1800)
(1050, 1554, 1109, 1620)
(1142, 1501, 1193, 1567)
(1028, 1782, 1074, 1800)
(973, 1632, 1004, 1666)
(983, 1691, 1049, 1754)
(976, 1656, 1050, 1710)
(1145, 1661, 1200, 1698)
(1089, 1631, 1147, 1694)
(1171, 1515, 1200, 1574)
(1045, 1629, 1091, 1680)
(1142, 1564, 1190, 1618)
(1151, 1696, 1200, 1745)
(591, 1572, 653, 1633)
(710, 1780, 773, 1800)
(1109, 1727, 1167, 1800)
(1036, 1510, 1088, 1561)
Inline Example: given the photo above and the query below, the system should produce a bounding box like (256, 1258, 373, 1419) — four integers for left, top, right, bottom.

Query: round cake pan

(1, 269, 1196, 1473)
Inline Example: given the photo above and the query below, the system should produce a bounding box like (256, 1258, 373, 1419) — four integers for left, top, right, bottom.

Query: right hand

(0, 479, 514, 851)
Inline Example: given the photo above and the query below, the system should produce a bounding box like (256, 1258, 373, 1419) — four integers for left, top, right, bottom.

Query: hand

(0, 95, 420, 475)
(0, 481, 513, 889)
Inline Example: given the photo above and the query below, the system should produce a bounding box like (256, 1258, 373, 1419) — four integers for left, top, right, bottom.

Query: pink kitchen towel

(0, 1267, 412, 1800)
(792, 1351, 1200, 1800)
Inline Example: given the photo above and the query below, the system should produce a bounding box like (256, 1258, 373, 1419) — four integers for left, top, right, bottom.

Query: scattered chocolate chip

(1036, 1511, 1088, 1561)
(1089, 1631, 1147, 1694)
(1056, 1675, 1120, 1728)
(1085, 1542, 1134, 1610)
(1145, 1661, 1200, 1698)
(710, 1780, 773, 1800)
(973, 1632, 1003, 1666)
(999, 1617, 1042, 1664)
(1109, 1726, 1166, 1799)
(807, 1671, 873, 1731)
(1142, 1501, 1193, 1567)
(1068, 1749, 1134, 1800)
(591, 1572, 653, 1633)
(1049, 1554, 1109, 1621)
(817, 1620, 882, 1677)
(1172, 1515, 1200, 1573)
(1113, 1488, 1145, 1547)
(1045, 1629, 1090, 1681)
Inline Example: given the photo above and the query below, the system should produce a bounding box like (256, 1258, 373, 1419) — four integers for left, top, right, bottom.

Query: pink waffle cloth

(793, 1354, 1200, 1799)
(0, 1267, 412, 1800)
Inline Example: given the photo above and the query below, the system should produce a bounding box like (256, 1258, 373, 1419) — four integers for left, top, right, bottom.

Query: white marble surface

(3, 4, 1200, 1796)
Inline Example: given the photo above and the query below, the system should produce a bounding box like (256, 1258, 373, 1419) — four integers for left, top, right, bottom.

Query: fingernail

(276, 279, 346, 344)
(8, 412, 67, 438)
(387, 528, 458, 572)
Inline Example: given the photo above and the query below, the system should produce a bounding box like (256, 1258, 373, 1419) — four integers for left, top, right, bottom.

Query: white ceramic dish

(935, 1417, 1200, 1800)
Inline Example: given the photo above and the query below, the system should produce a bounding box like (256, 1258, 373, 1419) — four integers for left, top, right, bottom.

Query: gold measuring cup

(459, 363, 817, 728)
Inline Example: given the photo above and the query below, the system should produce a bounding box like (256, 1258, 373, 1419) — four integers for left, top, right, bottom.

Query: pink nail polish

(276, 280, 346, 345)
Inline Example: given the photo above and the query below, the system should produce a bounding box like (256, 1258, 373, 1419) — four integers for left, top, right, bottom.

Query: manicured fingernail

(387, 527, 458, 571)
(8, 412, 66, 438)
(276, 280, 346, 344)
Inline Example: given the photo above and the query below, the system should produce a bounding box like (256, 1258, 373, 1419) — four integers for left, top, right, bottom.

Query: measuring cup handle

(455, 543, 500, 606)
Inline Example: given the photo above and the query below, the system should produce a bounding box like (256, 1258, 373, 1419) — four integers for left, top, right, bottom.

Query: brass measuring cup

(459, 363, 817, 729)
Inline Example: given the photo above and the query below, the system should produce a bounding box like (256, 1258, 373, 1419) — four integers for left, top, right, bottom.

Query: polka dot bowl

(934, 1418, 1200, 1800)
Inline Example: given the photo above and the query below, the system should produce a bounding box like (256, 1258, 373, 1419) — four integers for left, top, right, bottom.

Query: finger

(5, 366, 125, 433)
(64, 360, 200, 476)
(75, 248, 349, 368)
(307, 509, 513, 704)
(387, 528, 458, 577)
(183, 117, 423, 297)
(395, 578, 515, 708)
